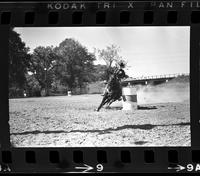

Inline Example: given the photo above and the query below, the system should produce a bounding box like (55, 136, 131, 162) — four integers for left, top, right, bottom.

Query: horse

(96, 73, 122, 111)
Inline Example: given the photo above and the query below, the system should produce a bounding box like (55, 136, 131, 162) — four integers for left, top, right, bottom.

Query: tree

(55, 38, 96, 91)
(9, 28, 31, 97)
(91, 64, 108, 81)
(95, 44, 127, 80)
(29, 46, 59, 96)
(25, 74, 41, 97)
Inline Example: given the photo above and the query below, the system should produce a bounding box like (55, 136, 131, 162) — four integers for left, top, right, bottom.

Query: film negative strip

(0, 0, 200, 174)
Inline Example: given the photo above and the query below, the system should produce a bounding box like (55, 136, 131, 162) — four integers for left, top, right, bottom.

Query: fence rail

(125, 73, 189, 81)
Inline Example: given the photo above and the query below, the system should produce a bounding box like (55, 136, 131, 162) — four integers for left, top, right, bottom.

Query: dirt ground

(9, 93, 190, 147)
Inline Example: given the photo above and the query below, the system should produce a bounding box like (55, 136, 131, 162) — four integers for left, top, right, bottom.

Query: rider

(114, 62, 128, 80)
(102, 62, 128, 96)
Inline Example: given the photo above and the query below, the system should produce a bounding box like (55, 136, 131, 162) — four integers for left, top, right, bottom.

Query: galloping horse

(96, 72, 122, 111)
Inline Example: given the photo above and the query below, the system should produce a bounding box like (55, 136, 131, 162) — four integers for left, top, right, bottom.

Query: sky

(14, 27, 190, 78)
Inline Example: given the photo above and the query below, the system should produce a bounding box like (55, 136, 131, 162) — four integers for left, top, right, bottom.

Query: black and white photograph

(9, 27, 190, 147)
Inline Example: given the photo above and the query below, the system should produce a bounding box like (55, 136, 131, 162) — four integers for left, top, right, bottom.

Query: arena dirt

(9, 81, 190, 147)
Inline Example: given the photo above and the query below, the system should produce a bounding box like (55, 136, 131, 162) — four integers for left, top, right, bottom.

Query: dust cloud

(136, 81, 190, 105)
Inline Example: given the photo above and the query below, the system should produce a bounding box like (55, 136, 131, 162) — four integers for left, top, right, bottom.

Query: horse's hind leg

(107, 93, 119, 107)
(107, 99, 115, 106)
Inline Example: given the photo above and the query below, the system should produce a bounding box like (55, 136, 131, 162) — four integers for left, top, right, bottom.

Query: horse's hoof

(94, 108, 99, 112)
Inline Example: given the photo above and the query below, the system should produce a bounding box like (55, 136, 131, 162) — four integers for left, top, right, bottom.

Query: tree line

(9, 28, 126, 98)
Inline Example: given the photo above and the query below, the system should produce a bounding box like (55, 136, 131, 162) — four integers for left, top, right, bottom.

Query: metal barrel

(122, 87, 137, 110)
(68, 91, 72, 96)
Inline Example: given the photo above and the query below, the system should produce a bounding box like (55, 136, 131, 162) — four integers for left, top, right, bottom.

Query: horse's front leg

(96, 95, 107, 111)
(96, 94, 111, 111)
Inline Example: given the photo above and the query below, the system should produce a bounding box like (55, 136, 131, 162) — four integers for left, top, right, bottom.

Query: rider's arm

(120, 69, 128, 79)
(125, 73, 129, 78)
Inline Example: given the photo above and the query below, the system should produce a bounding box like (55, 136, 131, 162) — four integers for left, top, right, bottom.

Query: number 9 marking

(187, 164, 194, 172)
(96, 164, 103, 172)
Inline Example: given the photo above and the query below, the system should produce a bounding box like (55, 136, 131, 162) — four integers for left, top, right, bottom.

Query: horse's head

(109, 73, 119, 83)
(114, 72, 122, 81)
(107, 73, 120, 89)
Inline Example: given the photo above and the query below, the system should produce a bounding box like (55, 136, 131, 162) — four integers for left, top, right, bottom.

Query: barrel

(122, 87, 137, 110)
(68, 91, 72, 96)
